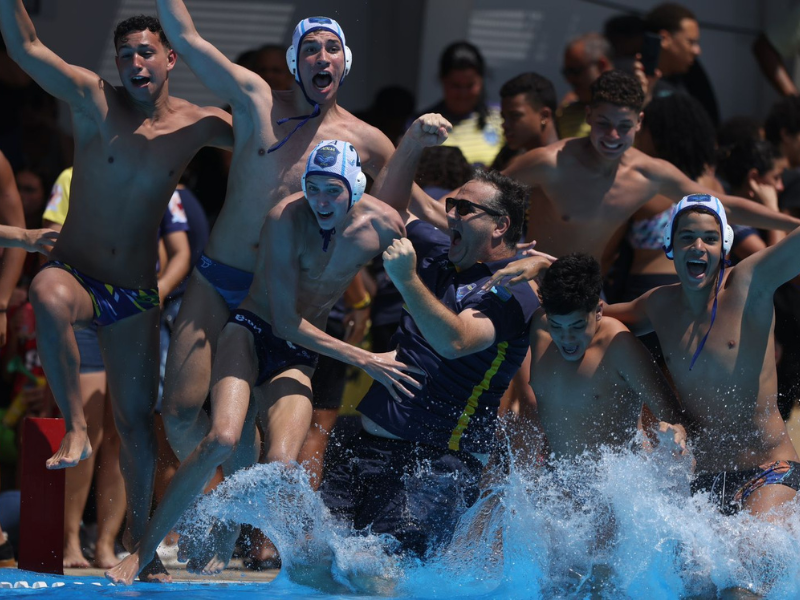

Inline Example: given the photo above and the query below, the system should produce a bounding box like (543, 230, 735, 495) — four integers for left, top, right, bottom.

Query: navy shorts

(196, 253, 254, 311)
(75, 324, 104, 374)
(227, 309, 318, 387)
(319, 430, 484, 558)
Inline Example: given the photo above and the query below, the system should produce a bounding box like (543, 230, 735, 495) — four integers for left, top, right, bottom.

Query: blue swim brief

(42, 261, 160, 327)
(195, 253, 254, 311)
(227, 309, 318, 387)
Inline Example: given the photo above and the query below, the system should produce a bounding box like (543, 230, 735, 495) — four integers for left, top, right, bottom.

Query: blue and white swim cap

(286, 17, 352, 86)
(663, 194, 734, 259)
(302, 140, 367, 209)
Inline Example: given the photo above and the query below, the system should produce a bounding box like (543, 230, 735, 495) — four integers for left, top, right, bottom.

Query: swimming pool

(5, 445, 800, 599)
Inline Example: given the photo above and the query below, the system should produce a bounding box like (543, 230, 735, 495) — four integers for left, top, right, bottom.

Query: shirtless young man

(606, 194, 800, 517)
(106, 139, 414, 585)
(525, 253, 684, 461)
(500, 70, 800, 262)
(154, 1, 408, 468)
(0, 1, 232, 578)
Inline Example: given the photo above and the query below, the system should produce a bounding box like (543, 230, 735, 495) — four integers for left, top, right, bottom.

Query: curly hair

(765, 96, 800, 147)
(589, 70, 644, 112)
(716, 139, 778, 191)
(539, 253, 603, 315)
(471, 169, 529, 248)
(414, 146, 473, 191)
(643, 93, 716, 180)
(113, 15, 170, 51)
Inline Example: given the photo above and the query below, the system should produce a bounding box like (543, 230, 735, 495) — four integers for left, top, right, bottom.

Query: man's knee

(202, 429, 240, 463)
(29, 274, 79, 321)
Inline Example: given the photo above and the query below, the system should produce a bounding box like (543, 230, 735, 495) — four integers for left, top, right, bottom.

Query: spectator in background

(604, 14, 646, 73)
(557, 33, 614, 140)
(419, 41, 503, 167)
(248, 44, 294, 91)
(645, 2, 719, 125)
(493, 71, 559, 171)
(717, 116, 764, 150)
(356, 86, 416, 146)
(752, 4, 800, 98)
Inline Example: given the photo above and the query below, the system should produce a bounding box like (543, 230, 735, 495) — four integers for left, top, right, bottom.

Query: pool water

(5, 436, 800, 599)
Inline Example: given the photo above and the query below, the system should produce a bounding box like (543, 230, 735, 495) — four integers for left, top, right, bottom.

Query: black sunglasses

(445, 197, 503, 217)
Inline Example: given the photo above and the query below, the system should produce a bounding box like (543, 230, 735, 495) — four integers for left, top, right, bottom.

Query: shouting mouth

(686, 259, 707, 279)
(312, 72, 333, 90)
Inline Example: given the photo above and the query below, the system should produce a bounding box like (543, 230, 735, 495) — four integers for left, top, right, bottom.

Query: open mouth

(600, 140, 623, 151)
(312, 72, 333, 89)
(450, 229, 462, 247)
(560, 344, 580, 357)
(131, 75, 150, 88)
(318, 210, 334, 221)
(686, 259, 707, 278)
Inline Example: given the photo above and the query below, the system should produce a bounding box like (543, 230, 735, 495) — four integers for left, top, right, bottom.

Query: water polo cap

(662, 194, 734, 259)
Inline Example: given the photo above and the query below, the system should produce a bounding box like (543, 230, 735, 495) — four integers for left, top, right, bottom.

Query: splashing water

(177, 437, 800, 599)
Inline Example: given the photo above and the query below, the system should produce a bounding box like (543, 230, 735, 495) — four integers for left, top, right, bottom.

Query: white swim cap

(286, 17, 352, 86)
(663, 194, 734, 259)
(302, 140, 367, 209)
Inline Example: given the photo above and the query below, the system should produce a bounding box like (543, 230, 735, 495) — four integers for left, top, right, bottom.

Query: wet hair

(414, 146, 473, 191)
(642, 93, 716, 180)
(716, 139, 778, 191)
(539, 253, 603, 315)
(471, 169, 529, 248)
(499, 72, 557, 114)
(644, 3, 697, 34)
(439, 41, 489, 130)
(113, 15, 170, 51)
(589, 70, 644, 111)
(717, 116, 763, 149)
(765, 97, 800, 146)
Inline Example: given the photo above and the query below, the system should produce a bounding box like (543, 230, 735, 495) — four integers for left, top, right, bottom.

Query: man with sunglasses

(319, 114, 540, 560)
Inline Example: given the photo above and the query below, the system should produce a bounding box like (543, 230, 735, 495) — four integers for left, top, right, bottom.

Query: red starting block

(19, 417, 65, 574)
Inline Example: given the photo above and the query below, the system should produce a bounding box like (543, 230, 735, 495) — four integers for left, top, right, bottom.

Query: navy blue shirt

(358, 220, 539, 454)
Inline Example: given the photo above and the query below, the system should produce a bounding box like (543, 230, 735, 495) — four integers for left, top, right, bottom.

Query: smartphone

(641, 32, 662, 76)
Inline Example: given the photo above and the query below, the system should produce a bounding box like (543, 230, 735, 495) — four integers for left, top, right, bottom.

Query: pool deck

(63, 558, 280, 583)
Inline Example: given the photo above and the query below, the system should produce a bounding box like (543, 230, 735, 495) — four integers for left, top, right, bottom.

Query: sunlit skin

(606, 209, 800, 516)
(527, 303, 683, 459)
(0, 0, 236, 583)
(304, 176, 350, 231)
(498, 98, 800, 264)
(145, 5, 409, 579)
(446, 180, 509, 269)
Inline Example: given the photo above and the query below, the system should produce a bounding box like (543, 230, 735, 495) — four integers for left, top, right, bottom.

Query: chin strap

(689, 259, 729, 371)
(320, 228, 335, 252)
(267, 103, 321, 153)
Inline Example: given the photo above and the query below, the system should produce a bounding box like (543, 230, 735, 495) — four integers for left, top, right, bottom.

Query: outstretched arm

(743, 219, 800, 296)
(602, 293, 655, 337)
(371, 113, 451, 223)
(260, 202, 422, 399)
(752, 33, 799, 97)
(156, 0, 267, 108)
(382, 238, 497, 358)
(0, 152, 27, 346)
(0, 0, 101, 108)
(653, 158, 800, 232)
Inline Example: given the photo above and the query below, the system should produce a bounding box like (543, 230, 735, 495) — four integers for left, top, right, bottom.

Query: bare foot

(63, 543, 90, 569)
(138, 554, 172, 583)
(46, 431, 91, 470)
(93, 543, 121, 570)
(105, 552, 140, 586)
(186, 521, 240, 575)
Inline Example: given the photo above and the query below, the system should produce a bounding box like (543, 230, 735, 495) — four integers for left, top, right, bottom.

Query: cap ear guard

(286, 45, 297, 75)
(350, 170, 366, 204)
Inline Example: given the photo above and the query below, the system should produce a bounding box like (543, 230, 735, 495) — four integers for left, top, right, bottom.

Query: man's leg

(105, 322, 258, 585)
(63, 370, 105, 568)
(744, 484, 797, 520)
(258, 366, 315, 464)
(28, 268, 96, 468)
(93, 393, 127, 569)
(161, 272, 230, 460)
(97, 308, 161, 579)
